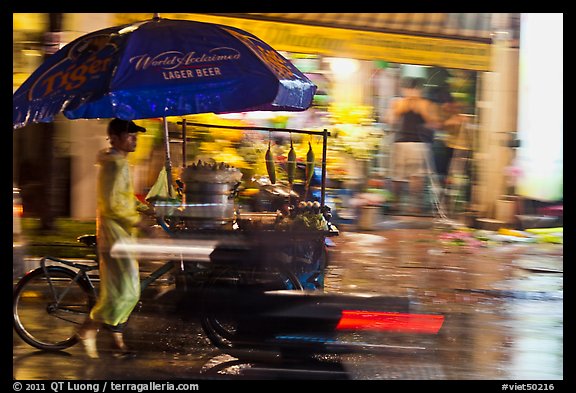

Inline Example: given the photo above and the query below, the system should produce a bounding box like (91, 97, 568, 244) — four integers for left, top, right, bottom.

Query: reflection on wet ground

(13, 216, 563, 380)
(326, 217, 563, 380)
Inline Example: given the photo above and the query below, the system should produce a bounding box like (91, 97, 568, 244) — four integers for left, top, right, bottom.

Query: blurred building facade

(13, 13, 531, 223)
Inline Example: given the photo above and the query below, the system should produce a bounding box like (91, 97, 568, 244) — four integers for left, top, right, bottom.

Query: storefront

(112, 13, 492, 217)
(164, 13, 520, 222)
(13, 13, 524, 222)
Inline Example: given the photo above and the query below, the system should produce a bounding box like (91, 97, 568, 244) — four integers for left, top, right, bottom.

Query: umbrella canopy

(13, 16, 317, 129)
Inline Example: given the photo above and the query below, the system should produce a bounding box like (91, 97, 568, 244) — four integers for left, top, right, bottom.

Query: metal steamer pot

(181, 180, 240, 229)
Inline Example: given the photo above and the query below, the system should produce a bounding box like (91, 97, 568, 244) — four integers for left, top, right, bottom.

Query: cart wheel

(200, 265, 303, 354)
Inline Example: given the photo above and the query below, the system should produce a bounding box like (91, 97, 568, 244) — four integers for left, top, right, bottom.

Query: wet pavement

(327, 217, 563, 380)
(12, 216, 563, 380)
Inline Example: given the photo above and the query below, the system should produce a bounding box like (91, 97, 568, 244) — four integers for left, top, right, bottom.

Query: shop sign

(116, 13, 490, 71)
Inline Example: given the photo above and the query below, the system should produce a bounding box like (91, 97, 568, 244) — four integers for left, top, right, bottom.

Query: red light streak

(336, 310, 444, 334)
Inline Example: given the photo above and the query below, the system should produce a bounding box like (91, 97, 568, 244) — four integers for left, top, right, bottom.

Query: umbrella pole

(181, 118, 187, 168)
(163, 117, 173, 198)
(321, 128, 328, 208)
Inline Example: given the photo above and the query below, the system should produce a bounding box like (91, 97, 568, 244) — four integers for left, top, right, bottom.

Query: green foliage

(22, 218, 97, 258)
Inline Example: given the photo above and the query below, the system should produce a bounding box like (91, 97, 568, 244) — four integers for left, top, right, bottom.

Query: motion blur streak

(110, 238, 219, 261)
(336, 310, 444, 334)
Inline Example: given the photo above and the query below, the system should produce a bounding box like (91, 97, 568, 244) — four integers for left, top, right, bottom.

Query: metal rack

(171, 119, 332, 207)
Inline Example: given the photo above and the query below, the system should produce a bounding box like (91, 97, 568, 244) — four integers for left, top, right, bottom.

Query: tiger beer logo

(28, 34, 118, 101)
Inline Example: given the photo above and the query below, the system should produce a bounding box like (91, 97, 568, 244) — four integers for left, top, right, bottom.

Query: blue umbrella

(13, 16, 317, 129)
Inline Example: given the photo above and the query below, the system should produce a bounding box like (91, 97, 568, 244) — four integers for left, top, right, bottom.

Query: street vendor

(77, 118, 154, 359)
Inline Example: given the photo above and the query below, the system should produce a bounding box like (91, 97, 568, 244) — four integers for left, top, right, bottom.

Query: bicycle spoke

(48, 305, 89, 325)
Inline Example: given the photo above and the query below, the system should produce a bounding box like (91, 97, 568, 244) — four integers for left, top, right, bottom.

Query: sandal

(111, 332, 135, 359)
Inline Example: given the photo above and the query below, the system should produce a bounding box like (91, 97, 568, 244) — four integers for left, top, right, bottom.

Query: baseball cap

(107, 118, 146, 136)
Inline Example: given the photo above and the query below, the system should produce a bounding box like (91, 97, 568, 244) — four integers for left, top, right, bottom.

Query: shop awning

(221, 13, 520, 43)
(114, 13, 521, 71)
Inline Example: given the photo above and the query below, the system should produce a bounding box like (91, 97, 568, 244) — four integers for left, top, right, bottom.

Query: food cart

(154, 120, 338, 287)
(147, 120, 339, 350)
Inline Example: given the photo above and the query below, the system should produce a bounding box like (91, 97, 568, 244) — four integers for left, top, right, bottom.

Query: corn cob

(287, 139, 296, 184)
(305, 141, 315, 186)
(265, 141, 276, 184)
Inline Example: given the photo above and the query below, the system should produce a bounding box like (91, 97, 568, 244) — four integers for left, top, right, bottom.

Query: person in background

(387, 77, 441, 213)
(437, 101, 475, 202)
(77, 118, 154, 359)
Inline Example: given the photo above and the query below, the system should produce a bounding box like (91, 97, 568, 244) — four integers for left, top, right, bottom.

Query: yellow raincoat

(90, 148, 149, 328)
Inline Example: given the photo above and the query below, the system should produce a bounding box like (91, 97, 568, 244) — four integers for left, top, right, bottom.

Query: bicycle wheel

(200, 265, 303, 352)
(13, 266, 95, 351)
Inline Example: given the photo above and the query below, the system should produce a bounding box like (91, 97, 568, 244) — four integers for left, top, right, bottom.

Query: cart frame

(162, 119, 330, 208)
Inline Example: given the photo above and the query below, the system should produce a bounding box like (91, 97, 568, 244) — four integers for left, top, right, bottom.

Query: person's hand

(142, 205, 156, 217)
(444, 114, 465, 128)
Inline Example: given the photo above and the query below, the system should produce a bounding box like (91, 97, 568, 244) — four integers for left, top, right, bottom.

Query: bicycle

(13, 232, 445, 360)
(12, 233, 307, 353)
